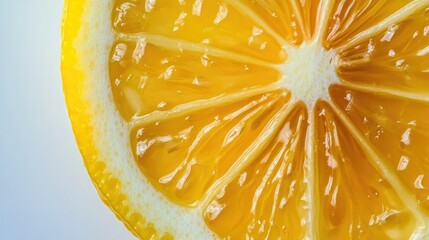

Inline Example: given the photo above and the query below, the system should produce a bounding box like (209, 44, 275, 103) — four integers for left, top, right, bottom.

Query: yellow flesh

(66, 0, 429, 239)
(315, 101, 417, 239)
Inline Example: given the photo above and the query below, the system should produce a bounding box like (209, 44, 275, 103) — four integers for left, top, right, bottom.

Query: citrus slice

(61, 0, 429, 239)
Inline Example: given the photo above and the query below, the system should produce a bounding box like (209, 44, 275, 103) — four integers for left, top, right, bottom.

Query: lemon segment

(315, 101, 417, 239)
(112, 0, 286, 63)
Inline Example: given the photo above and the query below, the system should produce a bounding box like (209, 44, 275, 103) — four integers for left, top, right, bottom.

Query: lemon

(62, 0, 429, 239)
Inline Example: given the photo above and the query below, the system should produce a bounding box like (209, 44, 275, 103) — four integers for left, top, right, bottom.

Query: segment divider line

(129, 84, 282, 128)
(289, 0, 310, 41)
(305, 106, 317, 240)
(313, 0, 335, 43)
(223, 0, 288, 46)
(336, 0, 429, 52)
(339, 81, 429, 103)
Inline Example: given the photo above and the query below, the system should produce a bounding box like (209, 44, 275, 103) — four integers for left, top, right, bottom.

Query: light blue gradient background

(0, 1, 135, 239)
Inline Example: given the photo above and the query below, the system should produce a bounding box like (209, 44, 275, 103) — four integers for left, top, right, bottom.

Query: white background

(0, 1, 136, 239)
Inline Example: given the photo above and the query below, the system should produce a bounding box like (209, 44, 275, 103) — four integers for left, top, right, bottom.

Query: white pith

(71, 0, 429, 239)
(279, 43, 340, 108)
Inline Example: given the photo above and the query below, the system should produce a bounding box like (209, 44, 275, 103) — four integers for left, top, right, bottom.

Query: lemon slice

(62, 0, 429, 239)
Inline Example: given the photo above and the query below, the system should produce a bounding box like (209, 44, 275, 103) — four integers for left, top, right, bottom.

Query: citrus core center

(280, 43, 340, 108)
